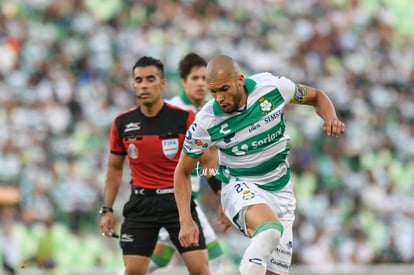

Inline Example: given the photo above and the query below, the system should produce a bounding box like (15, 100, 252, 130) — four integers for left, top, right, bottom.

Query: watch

(99, 206, 113, 216)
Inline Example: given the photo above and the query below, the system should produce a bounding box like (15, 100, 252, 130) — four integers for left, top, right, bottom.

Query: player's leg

(166, 197, 209, 275)
(180, 249, 209, 275)
(148, 228, 176, 273)
(194, 200, 224, 275)
(240, 204, 283, 275)
(123, 255, 151, 275)
(265, 182, 296, 275)
(221, 181, 284, 275)
(119, 194, 162, 275)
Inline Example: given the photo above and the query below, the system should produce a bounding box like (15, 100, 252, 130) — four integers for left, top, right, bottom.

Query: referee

(100, 56, 210, 275)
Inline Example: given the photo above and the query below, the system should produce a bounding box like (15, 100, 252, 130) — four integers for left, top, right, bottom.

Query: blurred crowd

(1, 0, 414, 273)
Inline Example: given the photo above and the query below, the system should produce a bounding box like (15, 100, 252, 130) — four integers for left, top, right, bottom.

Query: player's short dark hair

(132, 56, 165, 78)
(179, 53, 207, 80)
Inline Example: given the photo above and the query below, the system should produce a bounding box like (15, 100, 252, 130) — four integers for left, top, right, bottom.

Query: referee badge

(128, 144, 138, 159)
(162, 138, 179, 158)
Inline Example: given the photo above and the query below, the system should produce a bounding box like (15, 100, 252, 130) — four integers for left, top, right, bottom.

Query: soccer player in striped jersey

(174, 55, 345, 275)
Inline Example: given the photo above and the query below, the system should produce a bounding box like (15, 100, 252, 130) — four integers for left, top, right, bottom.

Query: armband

(207, 176, 221, 194)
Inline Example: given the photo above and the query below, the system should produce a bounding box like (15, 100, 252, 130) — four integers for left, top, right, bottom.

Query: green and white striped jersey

(168, 93, 201, 114)
(183, 72, 300, 191)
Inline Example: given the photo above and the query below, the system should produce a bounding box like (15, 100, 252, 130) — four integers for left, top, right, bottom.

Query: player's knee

(252, 221, 284, 248)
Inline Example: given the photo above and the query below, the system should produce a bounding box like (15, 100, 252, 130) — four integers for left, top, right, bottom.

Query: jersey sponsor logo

(294, 84, 306, 103)
(231, 144, 249, 155)
(275, 247, 292, 256)
(251, 128, 283, 149)
(124, 122, 141, 132)
(162, 138, 179, 158)
(269, 258, 290, 269)
(231, 128, 283, 155)
(259, 97, 273, 114)
(248, 123, 261, 133)
(264, 109, 282, 124)
(219, 123, 231, 135)
(128, 144, 138, 159)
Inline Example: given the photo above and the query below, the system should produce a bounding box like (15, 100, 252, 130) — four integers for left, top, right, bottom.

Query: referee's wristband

(207, 176, 221, 194)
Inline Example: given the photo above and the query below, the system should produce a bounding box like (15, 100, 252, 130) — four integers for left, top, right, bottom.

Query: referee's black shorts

(119, 187, 205, 257)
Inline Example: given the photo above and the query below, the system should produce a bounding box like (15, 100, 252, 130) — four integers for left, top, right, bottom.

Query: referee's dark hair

(179, 53, 207, 80)
(132, 56, 165, 79)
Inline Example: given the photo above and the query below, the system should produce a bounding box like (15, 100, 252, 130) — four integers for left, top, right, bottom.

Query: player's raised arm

(291, 84, 345, 138)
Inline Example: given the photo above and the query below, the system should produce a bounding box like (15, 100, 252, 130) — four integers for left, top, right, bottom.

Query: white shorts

(221, 180, 296, 275)
(158, 199, 218, 245)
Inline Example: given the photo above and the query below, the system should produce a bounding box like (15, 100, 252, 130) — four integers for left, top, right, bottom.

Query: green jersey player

(174, 55, 345, 275)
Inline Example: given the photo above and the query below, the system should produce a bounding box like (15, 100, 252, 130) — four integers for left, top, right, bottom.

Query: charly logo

(219, 123, 231, 135)
(259, 97, 272, 114)
(120, 234, 134, 242)
(128, 144, 138, 159)
(124, 122, 141, 132)
(248, 258, 263, 265)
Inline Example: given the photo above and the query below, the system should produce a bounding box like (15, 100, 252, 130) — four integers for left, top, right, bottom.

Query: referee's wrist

(99, 206, 113, 216)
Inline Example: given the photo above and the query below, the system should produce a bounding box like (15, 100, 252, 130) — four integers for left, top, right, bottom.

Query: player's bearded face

(228, 82, 243, 113)
(208, 73, 246, 113)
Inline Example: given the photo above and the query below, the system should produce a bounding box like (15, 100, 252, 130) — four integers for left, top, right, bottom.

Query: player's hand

(323, 118, 345, 137)
(100, 213, 116, 238)
(217, 202, 232, 232)
(179, 219, 200, 248)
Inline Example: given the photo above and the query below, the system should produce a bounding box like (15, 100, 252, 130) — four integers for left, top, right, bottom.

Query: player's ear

(237, 74, 245, 86)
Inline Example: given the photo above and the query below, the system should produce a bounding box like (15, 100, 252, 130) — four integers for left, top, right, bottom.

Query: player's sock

(148, 246, 175, 273)
(239, 221, 284, 275)
(207, 239, 224, 275)
(208, 254, 224, 275)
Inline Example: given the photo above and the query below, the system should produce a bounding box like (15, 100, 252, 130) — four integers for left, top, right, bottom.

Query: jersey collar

(180, 92, 193, 105)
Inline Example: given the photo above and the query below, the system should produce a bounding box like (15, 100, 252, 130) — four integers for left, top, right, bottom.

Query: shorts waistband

(132, 186, 174, 196)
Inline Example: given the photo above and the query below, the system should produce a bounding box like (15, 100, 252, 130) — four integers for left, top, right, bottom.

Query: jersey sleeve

(109, 119, 126, 155)
(271, 75, 299, 103)
(182, 119, 212, 159)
